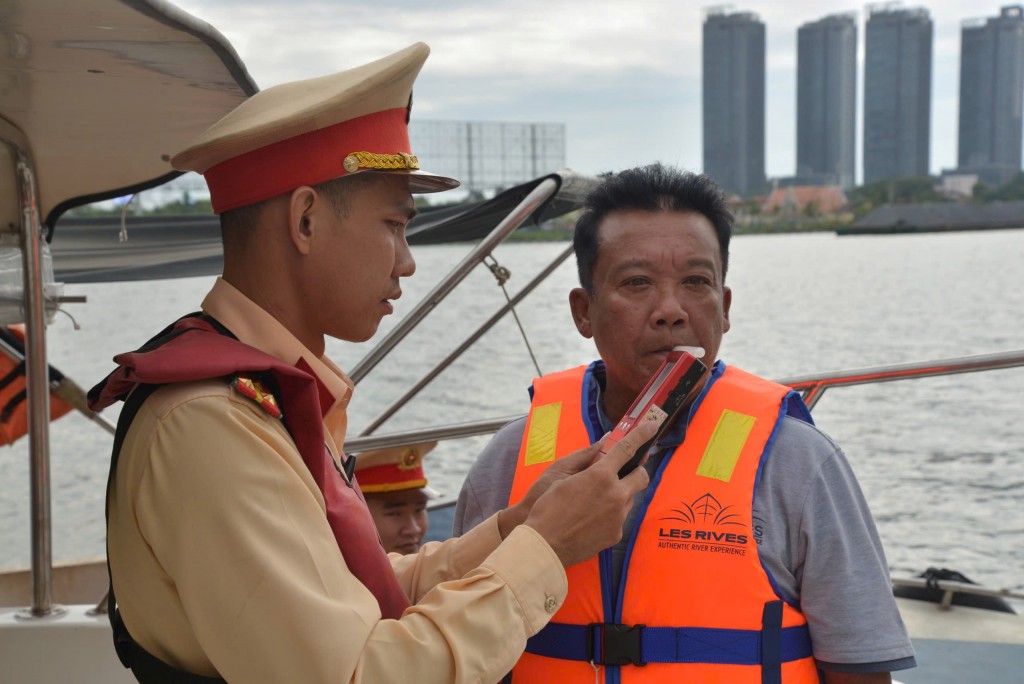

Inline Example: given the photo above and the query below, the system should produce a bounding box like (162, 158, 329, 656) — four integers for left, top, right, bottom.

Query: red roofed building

(761, 185, 848, 216)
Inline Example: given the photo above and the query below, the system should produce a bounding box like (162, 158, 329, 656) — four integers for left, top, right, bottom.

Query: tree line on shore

(65, 172, 1024, 239)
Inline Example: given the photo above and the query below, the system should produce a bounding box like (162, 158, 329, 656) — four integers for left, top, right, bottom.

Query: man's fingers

(600, 416, 663, 469)
(556, 440, 603, 472)
(620, 454, 651, 490)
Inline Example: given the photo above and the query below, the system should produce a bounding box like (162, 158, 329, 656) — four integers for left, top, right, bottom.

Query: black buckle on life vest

(586, 623, 646, 667)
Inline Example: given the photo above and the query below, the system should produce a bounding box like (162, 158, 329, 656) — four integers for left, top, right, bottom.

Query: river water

(2, 229, 1022, 594)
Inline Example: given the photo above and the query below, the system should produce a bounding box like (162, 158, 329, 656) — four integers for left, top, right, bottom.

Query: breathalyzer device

(602, 346, 707, 478)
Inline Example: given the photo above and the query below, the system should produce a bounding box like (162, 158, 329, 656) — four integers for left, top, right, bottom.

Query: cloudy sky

(175, 0, 996, 185)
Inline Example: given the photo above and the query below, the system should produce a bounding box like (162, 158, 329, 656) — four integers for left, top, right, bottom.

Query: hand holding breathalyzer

(601, 346, 708, 478)
(522, 410, 662, 567)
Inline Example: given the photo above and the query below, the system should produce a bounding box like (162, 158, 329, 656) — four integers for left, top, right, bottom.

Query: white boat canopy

(0, 0, 257, 234)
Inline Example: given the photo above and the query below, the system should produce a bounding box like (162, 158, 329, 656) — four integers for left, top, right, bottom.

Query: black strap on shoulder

(104, 313, 233, 683)
(106, 383, 222, 682)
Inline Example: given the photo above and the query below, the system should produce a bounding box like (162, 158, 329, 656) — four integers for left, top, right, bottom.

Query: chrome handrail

(358, 243, 574, 437)
(346, 415, 522, 453)
(348, 177, 561, 384)
(2, 121, 66, 618)
(345, 350, 1024, 454)
(776, 349, 1024, 410)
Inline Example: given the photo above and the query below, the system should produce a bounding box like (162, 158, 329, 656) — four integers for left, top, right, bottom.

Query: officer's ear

(287, 185, 319, 255)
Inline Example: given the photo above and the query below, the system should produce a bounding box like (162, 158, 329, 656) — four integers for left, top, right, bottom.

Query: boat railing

(352, 171, 602, 438)
(348, 177, 561, 385)
(774, 349, 1024, 411)
(359, 244, 574, 436)
(345, 349, 1024, 453)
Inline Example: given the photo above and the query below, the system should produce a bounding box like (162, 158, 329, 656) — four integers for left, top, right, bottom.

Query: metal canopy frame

(1, 120, 61, 617)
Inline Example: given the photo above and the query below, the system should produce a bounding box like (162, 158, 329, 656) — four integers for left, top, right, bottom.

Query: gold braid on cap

(343, 151, 420, 173)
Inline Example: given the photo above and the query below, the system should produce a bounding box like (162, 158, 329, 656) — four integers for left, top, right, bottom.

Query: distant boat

(839, 200, 1024, 235)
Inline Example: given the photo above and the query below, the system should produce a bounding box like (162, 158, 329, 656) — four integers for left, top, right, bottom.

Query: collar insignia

(232, 374, 283, 419)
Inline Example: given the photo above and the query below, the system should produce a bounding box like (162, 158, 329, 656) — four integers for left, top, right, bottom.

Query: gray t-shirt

(453, 365, 916, 673)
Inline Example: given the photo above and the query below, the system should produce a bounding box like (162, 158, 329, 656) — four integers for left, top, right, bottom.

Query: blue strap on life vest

(524, 621, 812, 666)
(761, 600, 784, 684)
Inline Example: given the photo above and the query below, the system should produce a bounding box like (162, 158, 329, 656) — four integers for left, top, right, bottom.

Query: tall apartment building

(958, 5, 1024, 187)
(863, 5, 933, 184)
(703, 8, 766, 197)
(796, 13, 857, 189)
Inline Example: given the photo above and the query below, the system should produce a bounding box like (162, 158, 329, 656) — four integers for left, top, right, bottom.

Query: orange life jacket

(507, 361, 820, 684)
(0, 324, 73, 445)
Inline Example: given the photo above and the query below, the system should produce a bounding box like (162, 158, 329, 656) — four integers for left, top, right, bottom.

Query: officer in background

(355, 442, 438, 554)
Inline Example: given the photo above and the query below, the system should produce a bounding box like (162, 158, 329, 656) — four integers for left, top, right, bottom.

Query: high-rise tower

(958, 5, 1024, 187)
(797, 13, 857, 189)
(703, 8, 766, 197)
(863, 5, 933, 184)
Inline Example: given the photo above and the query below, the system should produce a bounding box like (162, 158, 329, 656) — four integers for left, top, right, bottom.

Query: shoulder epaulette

(231, 374, 283, 419)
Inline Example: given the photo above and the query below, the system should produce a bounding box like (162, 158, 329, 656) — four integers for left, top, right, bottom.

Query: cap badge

(343, 151, 421, 174)
(398, 447, 422, 470)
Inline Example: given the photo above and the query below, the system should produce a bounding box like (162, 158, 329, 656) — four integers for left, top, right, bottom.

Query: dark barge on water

(838, 200, 1024, 235)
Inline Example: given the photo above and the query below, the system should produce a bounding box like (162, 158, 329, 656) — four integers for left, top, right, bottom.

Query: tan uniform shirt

(108, 278, 567, 683)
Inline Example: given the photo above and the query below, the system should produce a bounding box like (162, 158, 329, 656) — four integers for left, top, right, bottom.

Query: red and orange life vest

(507, 361, 819, 684)
(89, 314, 409, 682)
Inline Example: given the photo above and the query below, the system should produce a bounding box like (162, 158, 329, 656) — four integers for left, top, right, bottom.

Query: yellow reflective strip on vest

(524, 402, 562, 466)
(695, 409, 756, 482)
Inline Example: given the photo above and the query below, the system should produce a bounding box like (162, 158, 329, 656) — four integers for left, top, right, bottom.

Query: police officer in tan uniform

(92, 43, 660, 684)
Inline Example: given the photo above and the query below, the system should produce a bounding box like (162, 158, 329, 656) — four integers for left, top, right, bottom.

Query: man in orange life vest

(89, 43, 660, 684)
(454, 164, 916, 683)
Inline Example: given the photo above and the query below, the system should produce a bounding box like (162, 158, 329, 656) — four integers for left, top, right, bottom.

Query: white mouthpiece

(673, 345, 705, 359)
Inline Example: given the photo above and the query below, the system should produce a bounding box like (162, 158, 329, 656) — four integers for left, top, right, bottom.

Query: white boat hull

(0, 604, 134, 684)
(1, 563, 1022, 683)
(893, 596, 1024, 683)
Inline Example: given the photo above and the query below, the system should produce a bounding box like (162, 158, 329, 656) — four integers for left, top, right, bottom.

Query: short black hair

(219, 173, 381, 249)
(573, 164, 733, 292)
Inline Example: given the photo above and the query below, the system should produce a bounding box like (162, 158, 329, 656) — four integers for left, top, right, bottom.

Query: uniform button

(544, 595, 558, 613)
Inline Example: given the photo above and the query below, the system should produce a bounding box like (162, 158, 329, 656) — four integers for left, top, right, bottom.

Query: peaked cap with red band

(170, 42, 458, 214)
(355, 441, 439, 496)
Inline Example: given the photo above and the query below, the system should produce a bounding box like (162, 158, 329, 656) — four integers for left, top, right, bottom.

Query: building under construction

(409, 120, 566, 195)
